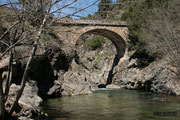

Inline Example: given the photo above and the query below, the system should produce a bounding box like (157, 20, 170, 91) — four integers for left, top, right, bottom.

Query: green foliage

(84, 35, 104, 51)
(88, 0, 114, 19)
(121, 0, 169, 53)
(98, 0, 113, 19)
(121, 2, 147, 52)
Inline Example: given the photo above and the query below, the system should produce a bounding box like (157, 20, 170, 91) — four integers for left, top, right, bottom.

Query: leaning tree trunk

(0, 75, 5, 120)
(4, 50, 13, 101)
(8, 4, 51, 115)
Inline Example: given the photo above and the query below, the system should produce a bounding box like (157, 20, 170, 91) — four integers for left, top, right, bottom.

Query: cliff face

(51, 34, 180, 96)
(113, 57, 180, 95)
(0, 34, 117, 101)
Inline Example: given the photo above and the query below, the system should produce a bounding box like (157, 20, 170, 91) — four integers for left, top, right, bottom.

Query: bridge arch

(76, 28, 127, 85)
(77, 28, 126, 59)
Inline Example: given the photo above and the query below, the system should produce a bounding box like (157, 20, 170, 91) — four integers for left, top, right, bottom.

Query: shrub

(84, 35, 104, 51)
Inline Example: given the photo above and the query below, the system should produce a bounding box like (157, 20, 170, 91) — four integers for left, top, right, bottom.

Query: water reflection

(40, 90, 180, 120)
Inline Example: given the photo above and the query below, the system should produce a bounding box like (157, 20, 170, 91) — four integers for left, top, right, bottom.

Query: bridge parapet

(54, 18, 127, 27)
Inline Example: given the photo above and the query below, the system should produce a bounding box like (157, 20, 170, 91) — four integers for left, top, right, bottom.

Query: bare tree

(142, 0, 180, 75)
(0, 0, 98, 119)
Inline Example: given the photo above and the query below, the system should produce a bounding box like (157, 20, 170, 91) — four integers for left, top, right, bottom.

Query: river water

(40, 89, 180, 120)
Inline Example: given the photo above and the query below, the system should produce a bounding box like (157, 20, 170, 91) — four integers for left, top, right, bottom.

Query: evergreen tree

(92, 0, 113, 19)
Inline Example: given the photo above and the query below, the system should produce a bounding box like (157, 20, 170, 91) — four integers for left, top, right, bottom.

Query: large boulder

(9, 80, 43, 107)
(8, 81, 47, 119)
(61, 60, 98, 96)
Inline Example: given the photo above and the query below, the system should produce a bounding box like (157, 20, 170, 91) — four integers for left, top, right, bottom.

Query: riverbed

(40, 89, 180, 120)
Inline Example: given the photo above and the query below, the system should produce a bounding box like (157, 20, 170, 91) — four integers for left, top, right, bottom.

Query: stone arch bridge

(53, 18, 128, 59)
(52, 19, 128, 84)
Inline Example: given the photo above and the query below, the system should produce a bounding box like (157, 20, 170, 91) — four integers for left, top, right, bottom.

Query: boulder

(128, 58, 139, 68)
(9, 80, 43, 107)
(106, 84, 122, 89)
(0, 57, 9, 69)
(47, 80, 62, 97)
(61, 60, 98, 96)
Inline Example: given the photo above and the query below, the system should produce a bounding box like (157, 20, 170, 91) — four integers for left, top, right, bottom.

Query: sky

(59, 0, 101, 18)
(0, 0, 117, 18)
(71, 0, 117, 18)
(70, 0, 117, 18)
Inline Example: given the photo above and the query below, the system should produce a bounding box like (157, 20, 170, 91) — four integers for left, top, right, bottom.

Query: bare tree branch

(0, 21, 20, 41)
(0, 31, 35, 60)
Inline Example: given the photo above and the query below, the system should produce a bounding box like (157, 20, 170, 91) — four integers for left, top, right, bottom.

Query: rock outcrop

(61, 60, 98, 96)
(58, 36, 117, 95)
(112, 58, 180, 95)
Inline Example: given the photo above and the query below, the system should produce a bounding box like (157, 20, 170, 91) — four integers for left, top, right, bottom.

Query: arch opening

(76, 29, 126, 87)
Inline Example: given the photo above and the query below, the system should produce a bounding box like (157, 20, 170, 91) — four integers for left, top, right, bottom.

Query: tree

(90, 0, 113, 19)
(0, 0, 98, 119)
(98, 0, 113, 19)
(142, 0, 180, 74)
(121, 0, 180, 74)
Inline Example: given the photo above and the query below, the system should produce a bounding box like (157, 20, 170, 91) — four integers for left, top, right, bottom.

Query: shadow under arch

(77, 29, 126, 86)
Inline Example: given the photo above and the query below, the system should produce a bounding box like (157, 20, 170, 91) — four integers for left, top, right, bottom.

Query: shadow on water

(39, 90, 180, 120)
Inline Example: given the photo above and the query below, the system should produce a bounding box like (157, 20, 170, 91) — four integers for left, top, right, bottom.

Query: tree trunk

(4, 50, 13, 101)
(0, 75, 5, 120)
(8, 5, 51, 115)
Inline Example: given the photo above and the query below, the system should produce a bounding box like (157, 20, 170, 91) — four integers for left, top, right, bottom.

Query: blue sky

(0, 0, 117, 18)
(68, 0, 117, 18)
(58, 0, 101, 18)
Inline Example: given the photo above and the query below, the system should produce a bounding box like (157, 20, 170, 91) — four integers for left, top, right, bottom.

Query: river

(40, 89, 180, 120)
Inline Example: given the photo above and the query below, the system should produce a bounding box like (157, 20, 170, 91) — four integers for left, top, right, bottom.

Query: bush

(84, 35, 104, 51)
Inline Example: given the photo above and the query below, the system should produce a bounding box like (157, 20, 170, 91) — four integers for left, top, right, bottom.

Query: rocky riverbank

(1, 34, 180, 119)
(113, 57, 180, 95)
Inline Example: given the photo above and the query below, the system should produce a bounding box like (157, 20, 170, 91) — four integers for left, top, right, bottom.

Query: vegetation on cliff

(121, 0, 180, 75)
(84, 35, 104, 51)
(89, 0, 180, 75)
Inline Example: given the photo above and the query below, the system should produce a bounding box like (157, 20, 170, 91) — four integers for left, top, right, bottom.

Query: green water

(40, 90, 180, 120)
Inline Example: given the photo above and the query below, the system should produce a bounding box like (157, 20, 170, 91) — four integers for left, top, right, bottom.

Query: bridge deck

(53, 18, 128, 27)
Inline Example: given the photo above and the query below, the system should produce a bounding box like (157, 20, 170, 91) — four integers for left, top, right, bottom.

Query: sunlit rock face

(60, 35, 118, 96)
(113, 58, 180, 95)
